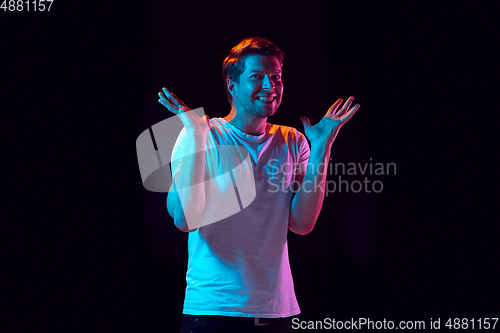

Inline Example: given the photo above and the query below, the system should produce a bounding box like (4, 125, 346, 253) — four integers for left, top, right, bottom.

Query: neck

(224, 106, 268, 136)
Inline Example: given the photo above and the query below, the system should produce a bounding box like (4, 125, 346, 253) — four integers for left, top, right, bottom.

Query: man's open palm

(300, 97, 360, 147)
(158, 87, 210, 137)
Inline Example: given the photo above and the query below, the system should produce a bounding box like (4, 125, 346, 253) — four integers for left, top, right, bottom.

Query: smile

(257, 96, 276, 102)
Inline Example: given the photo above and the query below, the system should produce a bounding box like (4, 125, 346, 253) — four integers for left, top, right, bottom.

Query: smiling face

(228, 54, 283, 119)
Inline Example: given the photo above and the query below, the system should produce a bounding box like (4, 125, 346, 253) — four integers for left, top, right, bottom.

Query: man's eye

(272, 75, 281, 80)
(251, 74, 261, 79)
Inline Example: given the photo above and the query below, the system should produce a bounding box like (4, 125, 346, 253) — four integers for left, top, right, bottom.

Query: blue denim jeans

(180, 315, 293, 333)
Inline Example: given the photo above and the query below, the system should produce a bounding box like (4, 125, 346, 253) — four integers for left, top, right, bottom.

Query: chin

(262, 104, 279, 117)
(258, 108, 277, 118)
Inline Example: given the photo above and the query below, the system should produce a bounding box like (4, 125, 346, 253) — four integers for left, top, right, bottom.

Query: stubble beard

(249, 99, 280, 119)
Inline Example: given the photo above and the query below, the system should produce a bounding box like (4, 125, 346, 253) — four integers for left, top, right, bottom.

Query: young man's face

(230, 54, 283, 118)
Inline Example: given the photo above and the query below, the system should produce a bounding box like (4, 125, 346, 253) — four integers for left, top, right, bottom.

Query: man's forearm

(289, 143, 331, 235)
(168, 134, 208, 231)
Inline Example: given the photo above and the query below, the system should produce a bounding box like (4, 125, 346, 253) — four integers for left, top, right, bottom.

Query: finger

(171, 94, 190, 110)
(169, 92, 190, 111)
(159, 91, 184, 111)
(170, 92, 184, 103)
(158, 98, 180, 113)
(163, 88, 184, 106)
(326, 98, 343, 116)
(162, 88, 189, 111)
(162, 88, 181, 107)
(300, 116, 311, 130)
(335, 96, 354, 117)
(158, 97, 186, 114)
(162, 87, 174, 98)
(158, 92, 168, 101)
(340, 104, 360, 124)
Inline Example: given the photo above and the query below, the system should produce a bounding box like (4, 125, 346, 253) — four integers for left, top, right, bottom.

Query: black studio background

(3, 1, 498, 332)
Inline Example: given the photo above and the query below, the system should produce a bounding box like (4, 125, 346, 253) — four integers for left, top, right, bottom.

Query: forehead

(242, 54, 282, 73)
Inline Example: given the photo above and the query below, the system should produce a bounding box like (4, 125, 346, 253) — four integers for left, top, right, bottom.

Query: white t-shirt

(171, 118, 310, 318)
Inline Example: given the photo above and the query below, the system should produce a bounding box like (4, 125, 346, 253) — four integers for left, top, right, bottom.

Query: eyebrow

(249, 70, 282, 74)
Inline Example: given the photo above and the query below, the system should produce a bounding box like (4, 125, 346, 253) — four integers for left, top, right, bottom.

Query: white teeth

(258, 96, 275, 102)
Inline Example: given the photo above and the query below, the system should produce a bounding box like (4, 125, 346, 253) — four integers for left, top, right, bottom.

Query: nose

(261, 75, 275, 90)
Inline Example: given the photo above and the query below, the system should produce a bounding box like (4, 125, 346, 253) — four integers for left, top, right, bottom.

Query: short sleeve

(171, 127, 188, 179)
(297, 131, 310, 174)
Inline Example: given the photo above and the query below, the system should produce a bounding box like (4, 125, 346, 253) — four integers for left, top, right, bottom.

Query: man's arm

(158, 87, 210, 232)
(288, 144, 331, 235)
(167, 182, 189, 231)
(288, 97, 360, 235)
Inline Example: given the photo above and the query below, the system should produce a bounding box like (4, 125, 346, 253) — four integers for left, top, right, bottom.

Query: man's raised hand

(300, 97, 360, 148)
(158, 87, 210, 137)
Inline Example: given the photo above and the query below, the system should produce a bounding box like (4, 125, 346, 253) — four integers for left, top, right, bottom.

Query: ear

(227, 78, 237, 98)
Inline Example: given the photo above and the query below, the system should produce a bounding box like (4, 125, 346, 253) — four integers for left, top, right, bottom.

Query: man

(159, 37, 359, 332)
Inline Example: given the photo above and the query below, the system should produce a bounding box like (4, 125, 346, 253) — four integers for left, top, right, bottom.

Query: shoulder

(208, 117, 233, 138)
(268, 123, 307, 144)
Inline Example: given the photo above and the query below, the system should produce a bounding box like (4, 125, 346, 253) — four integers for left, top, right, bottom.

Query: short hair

(222, 37, 285, 104)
